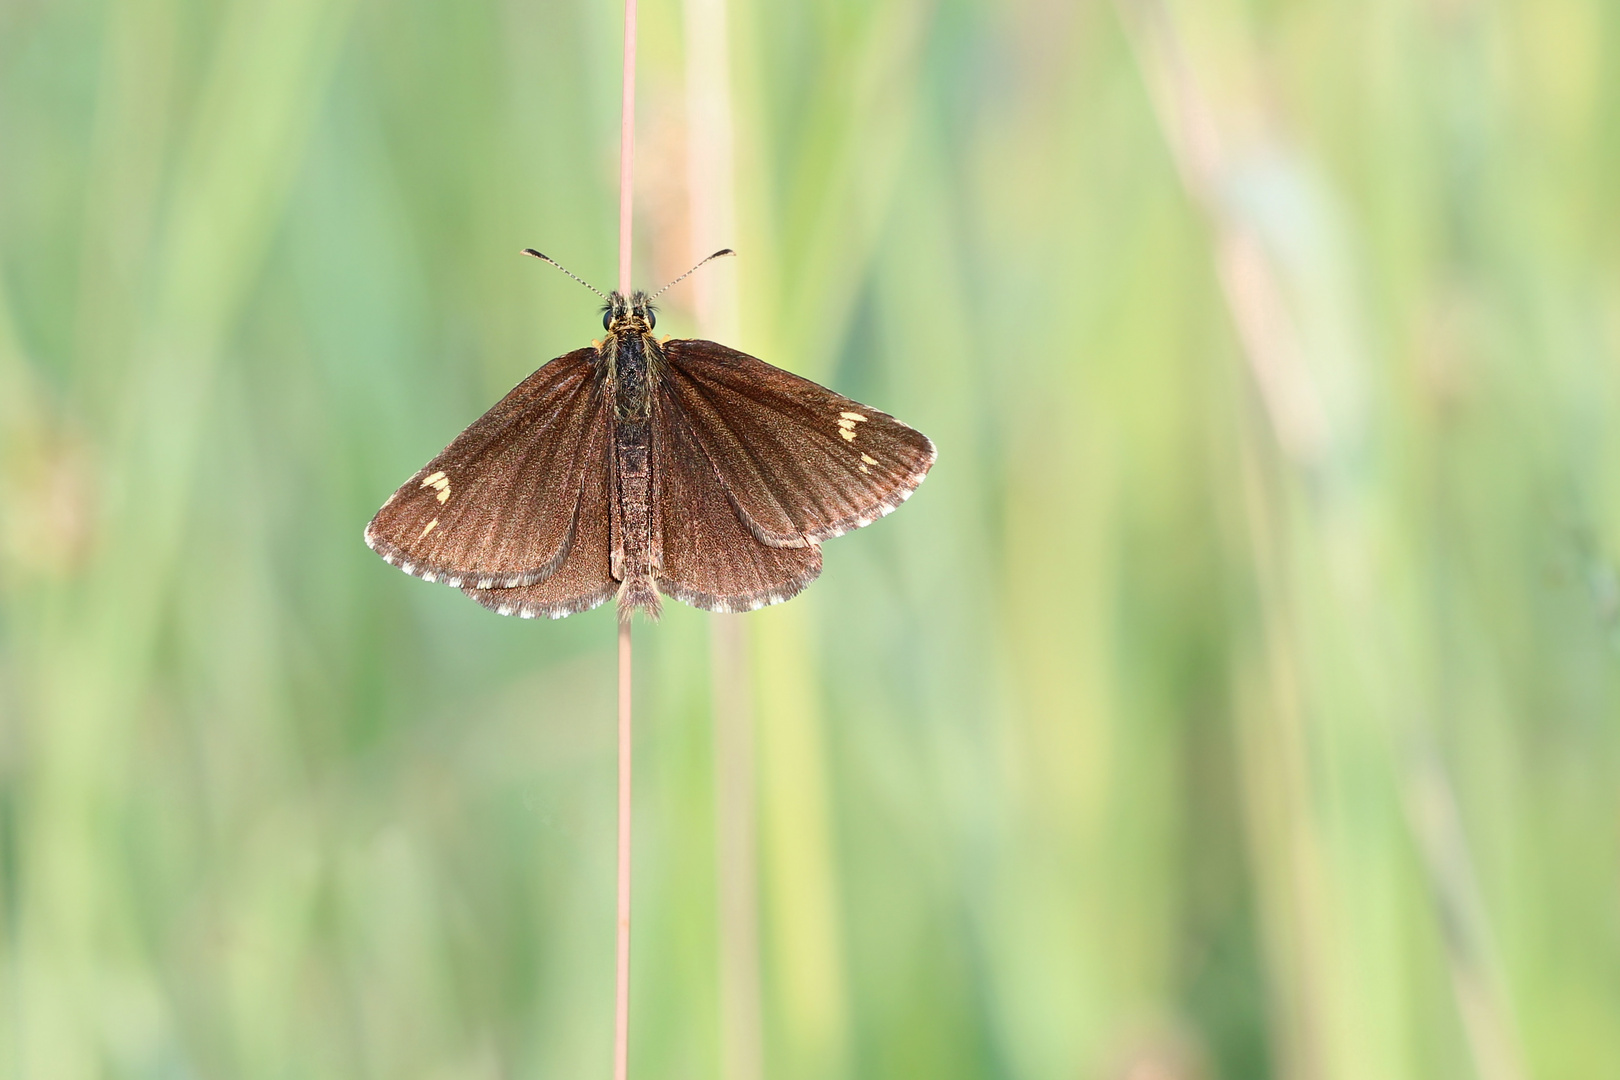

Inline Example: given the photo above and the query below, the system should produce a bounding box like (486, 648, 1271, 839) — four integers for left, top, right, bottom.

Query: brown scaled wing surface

(645, 339, 935, 613)
(367, 339, 935, 618)
(364, 347, 605, 590)
(659, 340, 936, 549)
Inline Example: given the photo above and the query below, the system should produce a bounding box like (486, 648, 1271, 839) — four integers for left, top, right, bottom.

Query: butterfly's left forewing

(365, 347, 603, 588)
(661, 340, 935, 548)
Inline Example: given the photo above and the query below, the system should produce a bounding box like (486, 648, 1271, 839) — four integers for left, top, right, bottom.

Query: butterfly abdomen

(612, 420, 659, 621)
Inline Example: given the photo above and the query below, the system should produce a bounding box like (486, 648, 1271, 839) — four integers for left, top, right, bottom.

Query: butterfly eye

(603, 309, 613, 331)
(645, 309, 656, 330)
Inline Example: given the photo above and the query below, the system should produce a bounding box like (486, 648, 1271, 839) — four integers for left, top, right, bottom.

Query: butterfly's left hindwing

(460, 405, 617, 618)
(660, 340, 936, 548)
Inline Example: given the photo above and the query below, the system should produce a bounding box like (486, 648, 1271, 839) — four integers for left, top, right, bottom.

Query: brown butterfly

(364, 249, 936, 621)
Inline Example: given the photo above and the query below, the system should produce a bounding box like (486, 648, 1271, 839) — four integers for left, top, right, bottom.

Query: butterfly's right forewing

(662, 340, 935, 548)
(365, 347, 604, 587)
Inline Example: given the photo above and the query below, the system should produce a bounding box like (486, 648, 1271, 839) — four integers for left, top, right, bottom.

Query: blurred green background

(3, 0, 1618, 1077)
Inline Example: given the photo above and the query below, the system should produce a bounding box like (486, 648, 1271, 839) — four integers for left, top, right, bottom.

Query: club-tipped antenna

(650, 248, 736, 299)
(522, 249, 610, 298)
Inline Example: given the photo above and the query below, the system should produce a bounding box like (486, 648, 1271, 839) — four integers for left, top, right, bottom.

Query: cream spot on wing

(860, 453, 878, 465)
(839, 427, 857, 441)
(420, 471, 452, 503)
(420, 518, 439, 538)
(840, 412, 867, 422)
(858, 464, 870, 473)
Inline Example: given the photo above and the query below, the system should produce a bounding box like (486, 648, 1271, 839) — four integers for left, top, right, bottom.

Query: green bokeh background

(3, 0, 1618, 1077)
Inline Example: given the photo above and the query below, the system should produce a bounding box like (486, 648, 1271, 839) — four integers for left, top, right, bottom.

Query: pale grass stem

(1115, 3, 1528, 1079)
(682, 0, 758, 1071)
(615, 1, 637, 1079)
(615, 617, 633, 1080)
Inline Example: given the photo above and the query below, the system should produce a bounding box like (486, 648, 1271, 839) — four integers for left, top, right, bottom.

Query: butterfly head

(603, 291, 657, 334)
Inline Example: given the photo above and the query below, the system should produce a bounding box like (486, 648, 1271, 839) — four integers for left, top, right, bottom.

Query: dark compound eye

(602, 309, 613, 331)
(645, 308, 656, 330)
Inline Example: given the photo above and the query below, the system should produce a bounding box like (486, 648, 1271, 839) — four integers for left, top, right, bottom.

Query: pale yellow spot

(839, 428, 857, 442)
(420, 518, 439, 538)
(860, 453, 878, 465)
(840, 411, 867, 422)
(858, 464, 870, 474)
(422, 475, 450, 504)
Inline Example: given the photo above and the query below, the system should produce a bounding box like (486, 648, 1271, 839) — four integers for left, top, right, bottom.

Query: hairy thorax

(603, 319, 661, 420)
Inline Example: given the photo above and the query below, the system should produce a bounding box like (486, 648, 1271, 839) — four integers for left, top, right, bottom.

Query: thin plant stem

(615, 2, 637, 1078)
(1115, 4, 1528, 1079)
(681, 0, 760, 1074)
(619, 0, 638, 296)
(708, 616, 761, 1080)
(615, 618, 633, 1080)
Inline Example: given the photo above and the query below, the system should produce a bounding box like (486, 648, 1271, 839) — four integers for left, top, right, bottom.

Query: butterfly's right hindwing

(364, 347, 604, 588)
(651, 384, 822, 613)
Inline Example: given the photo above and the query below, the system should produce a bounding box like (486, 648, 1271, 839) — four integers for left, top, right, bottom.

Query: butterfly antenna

(522, 249, 610, 298)
(650, 248, 736, 299)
